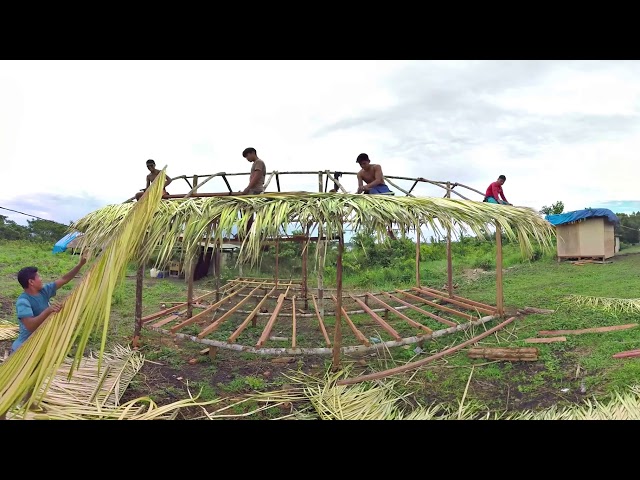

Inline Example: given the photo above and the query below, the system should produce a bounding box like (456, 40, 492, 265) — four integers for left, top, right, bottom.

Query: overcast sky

(2, 60, 640, 228)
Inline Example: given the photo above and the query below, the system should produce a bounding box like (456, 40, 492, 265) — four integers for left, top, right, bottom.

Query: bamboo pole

(336, 316, 516, 385)
(275, 239, 279, 287)
(332, 229, 344, 370)
(415, 223, 420, 288)
(186, 257, 195, 318)
(496, 223, 504, 316)
(446, 182, 453, 297)
(133, 263, 144, 346)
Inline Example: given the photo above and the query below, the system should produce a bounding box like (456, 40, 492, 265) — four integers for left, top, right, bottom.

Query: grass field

(1, 239, 640, 418)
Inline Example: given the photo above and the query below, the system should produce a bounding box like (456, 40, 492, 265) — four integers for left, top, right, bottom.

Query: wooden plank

(404, 289, 473, 321)
(311, 294, 331, 346)
(150, 313, 184, 329)
(418, 286, 497, 312)
(350, 295, 402, 341)
(196, 283, 267, 338)
(169, 286, 246, 333)
(496, 223, 504, 315)
(613, 349, 640, 359)
(468, 347, 538, 361)
(381, 292, 457, 327)
(331, 295, 370, 347)
(525, 336, 567, 344)
(256, 293, 286, 347)
(413, 287, 496, 315)
(538, 324, 637, 336)
(227, 286, 277, 343)
(366, 294, 433, 334)
(141, 289, 219, 323)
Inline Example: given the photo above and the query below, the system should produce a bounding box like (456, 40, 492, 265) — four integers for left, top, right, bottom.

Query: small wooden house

(545, 208, 620, 261)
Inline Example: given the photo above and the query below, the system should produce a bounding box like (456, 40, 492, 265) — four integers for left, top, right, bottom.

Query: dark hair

(356, 153, 370, 163)
(498, 175, 506, 181)
(146, 159, 155, 165)
(18, 266, 38, 289)
(242, 148, 256, 158)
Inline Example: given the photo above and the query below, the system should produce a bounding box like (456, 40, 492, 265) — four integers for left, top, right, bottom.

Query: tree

(615, 212, 640, 245)
(0, 215, 29, 240)
(540, 201, 565, 216)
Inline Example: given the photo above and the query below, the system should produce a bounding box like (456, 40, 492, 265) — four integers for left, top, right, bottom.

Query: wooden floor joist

(291, 296, 297, 349)
(228, 286, 277, 343)
(332, 295, 370, 347)
(256, 293, 287, 347)
(407, 288, 474, 321)
(169, 285, 246, 333)
(196, 283, 267, 338)
(141, 288, 220, 323)
(381, 292, 457, 327)
(365, 294, 433, 334)
(525, 336, 566, 344)
(350, 295, 402, 341)
(311, 295, 331, 346)
(413, 287, 496, 315)
(151, 313, 184, 329)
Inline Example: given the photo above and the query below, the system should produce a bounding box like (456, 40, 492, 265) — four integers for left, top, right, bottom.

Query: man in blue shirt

(11, 253, 87, 353)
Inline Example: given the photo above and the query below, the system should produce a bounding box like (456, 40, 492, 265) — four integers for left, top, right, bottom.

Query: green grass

(2, 239, 640, 416)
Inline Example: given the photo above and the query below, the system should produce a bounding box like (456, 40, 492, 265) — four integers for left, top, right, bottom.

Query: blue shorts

(367, 184, 392, 194)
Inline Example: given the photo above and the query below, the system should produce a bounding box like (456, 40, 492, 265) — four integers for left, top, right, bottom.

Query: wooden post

(415, 223, 420, 288)
(318, 172, 323, 193)
(133, 263, 144, 346)
(215, 243, 221, 302)
(446, 182, 453, 297)
(317, 225, 325, 320)
(192, 175, 198, 194)
(332, 228, 344, 370)
(496, 223, 504, 316)
(275, 239, 279, 287)
(186, 256, 195, 318)
(302, 225, 309, 310)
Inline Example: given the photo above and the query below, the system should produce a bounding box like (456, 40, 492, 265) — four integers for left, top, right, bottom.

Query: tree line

(0, 215, 70, 243)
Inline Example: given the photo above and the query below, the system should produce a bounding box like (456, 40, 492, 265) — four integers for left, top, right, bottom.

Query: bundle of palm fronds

(73, 194, 556, 271)
(0, 170, 168, 417)
(246, 368, 640, 420)
(0, 319, 18, 341)
(563, 294, 640, 315)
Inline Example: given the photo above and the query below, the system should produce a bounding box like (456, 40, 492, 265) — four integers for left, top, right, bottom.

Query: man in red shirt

(484, 175, 512, 205)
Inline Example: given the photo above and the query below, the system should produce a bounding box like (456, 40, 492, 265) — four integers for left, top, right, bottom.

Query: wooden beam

(496, 223, 504, 315)
(525, 336, 566, 344)
(349, 295, 402, 341)
(415, 223, 420, 288)
(256, 293, 287, 347)
(169, 286, 246, 333)
(332, 232, 344, 369)
(419, 286, 497, 312)
(186, 258, 195, 318)
(195, 283, 267, 338)
(336, 316, 517, 386)
(133, 263, 144, 344)
(291, 296, 297, 349)
(332, 295, 370, 347)
(412, 287, 496, 315)
(366, 294, 433, 334)
(228, 286, 277, 343)
(151, 313, 185, 329)
(405, 289, 474, 321)
(311, 294, 331, 346)
(141, 289, 220, 323)
(446, 182, 453, 297)
(381, 292, 457, 327)
(538, 324, 638, 336)
(468, 347, 538, 361)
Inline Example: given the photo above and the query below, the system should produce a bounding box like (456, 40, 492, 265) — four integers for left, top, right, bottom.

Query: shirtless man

(355, 153, 396, 239)
(356, 153, 392, 194)
(135, 159, 172, 200)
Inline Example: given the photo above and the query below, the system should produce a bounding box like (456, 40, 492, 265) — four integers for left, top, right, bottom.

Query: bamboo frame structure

(126, 169, 514, 369)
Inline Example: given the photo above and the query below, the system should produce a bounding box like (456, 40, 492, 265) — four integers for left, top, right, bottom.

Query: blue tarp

(52, 231, 81, 253)
(545, 208, 620, 226)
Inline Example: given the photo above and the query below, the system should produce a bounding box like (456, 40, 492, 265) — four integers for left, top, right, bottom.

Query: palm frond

(0, 320, 18, 341)
(0, 169, 167, 416)
(73, 194, 556, 270)
(564, 295, 640, 315)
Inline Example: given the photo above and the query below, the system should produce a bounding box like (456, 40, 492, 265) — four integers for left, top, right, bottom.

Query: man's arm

(364, 165, 384, 191)
(499, 187, 509, 203)
(54, 254, 87, 289)
(164, 174, 172, 188)
(17, 298, 62, 333)
(357, 171, 364, 193)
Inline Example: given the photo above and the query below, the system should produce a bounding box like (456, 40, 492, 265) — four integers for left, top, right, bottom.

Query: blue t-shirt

(11, 282, 57, 352)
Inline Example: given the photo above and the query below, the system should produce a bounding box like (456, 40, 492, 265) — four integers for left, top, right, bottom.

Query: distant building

(545, 208, 620, 261)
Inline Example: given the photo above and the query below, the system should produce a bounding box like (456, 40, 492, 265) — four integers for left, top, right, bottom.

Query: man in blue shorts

(355, 153, 396, 238)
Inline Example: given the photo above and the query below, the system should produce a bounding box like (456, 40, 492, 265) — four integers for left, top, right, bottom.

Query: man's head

(497, 174, 506, 185)
(146, 159, 156, 172)
(356, 153, 371, 168)
(242, 147, 257, 162)
(18, 266, 42, 291)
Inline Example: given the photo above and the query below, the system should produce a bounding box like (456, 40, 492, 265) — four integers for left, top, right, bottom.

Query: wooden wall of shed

(555, 217, 616, 259)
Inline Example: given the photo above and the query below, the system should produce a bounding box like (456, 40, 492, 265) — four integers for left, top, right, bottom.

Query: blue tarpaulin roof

(52, 231, 81, 253)
(545, 208, 620, 226)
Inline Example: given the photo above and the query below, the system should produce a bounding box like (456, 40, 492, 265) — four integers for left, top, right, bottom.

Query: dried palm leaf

(73, 194, 556, 271)
(563, 295, 640, 315)
(0, 319, 18, 341)
(0, 169, 167, 416)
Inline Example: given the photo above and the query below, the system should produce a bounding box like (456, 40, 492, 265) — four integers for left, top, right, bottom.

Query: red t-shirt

(485, 181, 506, 201)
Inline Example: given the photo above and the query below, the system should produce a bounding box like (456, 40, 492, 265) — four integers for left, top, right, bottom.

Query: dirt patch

(0, 294, 15, 319)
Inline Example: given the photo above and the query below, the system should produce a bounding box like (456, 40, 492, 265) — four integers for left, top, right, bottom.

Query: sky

(2, 60, 640, 233)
